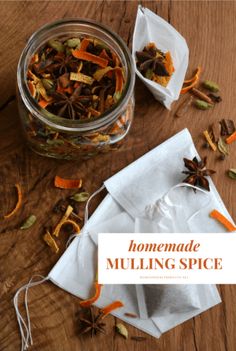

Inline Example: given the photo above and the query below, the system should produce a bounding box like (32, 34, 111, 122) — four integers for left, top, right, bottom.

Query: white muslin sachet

(132, 5, 189, 109)
(48, 128, 235, 338)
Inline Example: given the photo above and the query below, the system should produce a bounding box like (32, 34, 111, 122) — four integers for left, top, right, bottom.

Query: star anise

(50, 87, 89, 119)
(78, 307, 106, 337)
(136, 49, 169, 76)
(182, 157, 216, 191)
(35, 53, 79, 76)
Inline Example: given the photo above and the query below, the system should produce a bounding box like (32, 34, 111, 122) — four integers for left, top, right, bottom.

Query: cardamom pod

(20, 215, 37, 230)
(66, 38, 81, 48)
(115, 323, 128, 339)
(203, 80, 219, 93)
(217, 137, 229, 156)
(70, 192, 90, 202)
(48, 40, 65, 53)
(228, 169, 236, 179)
(195, 99, 213, 110)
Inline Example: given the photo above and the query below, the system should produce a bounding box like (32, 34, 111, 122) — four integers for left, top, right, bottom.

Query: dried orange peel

(54, 176, 82, 189)
(4, 184, 22, 219)
(100, 301, 124, 319)
(54, 219, 80, 237)
(79, 38, 90, 51)
(210, 209, 236, 232)
(53, 205, 73, 237)
(72, 50, 108, 68)
(80, 281, 103, 307)
(203, 130, 217, 151)
(43, 230, 59, 253)
(115, 69, 124, 93)
(226, 131, 236, 144)
(181, 67, 201, 94)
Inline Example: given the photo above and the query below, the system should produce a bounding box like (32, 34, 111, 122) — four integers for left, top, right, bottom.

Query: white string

(164, 182, 211, 223)
(13, 275, 48, 351)
(66, 184, 106, 248)
(84, 184, 105, 225)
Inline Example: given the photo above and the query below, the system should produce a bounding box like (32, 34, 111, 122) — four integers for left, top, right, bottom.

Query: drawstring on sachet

(162, 182, 211, 223)
(13, 275, 49, 351)
(14, 184, 106, 350)
(66, 184, 106, 247)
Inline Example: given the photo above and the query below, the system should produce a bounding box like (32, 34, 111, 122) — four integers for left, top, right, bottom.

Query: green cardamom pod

(194, 99, 213, 110)
(228, 169, 236, 179)
(66, 38, 81, 48)
(48, 40, 65, 53)
(20, 215, 37, 230)
(203, 80, 219, 93)
(70, 192, 90, 202)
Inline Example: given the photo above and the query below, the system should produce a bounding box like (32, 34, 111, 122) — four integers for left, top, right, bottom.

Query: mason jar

(17, 19, 135, 160)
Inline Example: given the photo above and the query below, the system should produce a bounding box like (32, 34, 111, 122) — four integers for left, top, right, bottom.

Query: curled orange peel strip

(4, 184, 22, 219)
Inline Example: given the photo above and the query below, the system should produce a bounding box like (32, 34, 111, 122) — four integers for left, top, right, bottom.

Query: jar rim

(17, 18, 135, 132)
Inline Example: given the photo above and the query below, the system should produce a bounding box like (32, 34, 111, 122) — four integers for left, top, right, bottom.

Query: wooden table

(0, 1, 235, 350)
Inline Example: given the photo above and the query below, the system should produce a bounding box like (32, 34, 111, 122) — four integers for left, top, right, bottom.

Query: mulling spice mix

(27, 36, 125, 120)
(136, 42, 175, 87)
(18, 27, 134, 160)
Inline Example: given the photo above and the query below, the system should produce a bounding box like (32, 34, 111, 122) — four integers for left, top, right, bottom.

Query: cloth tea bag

(49, 129, 229, 337)
(15, 129, 234, 347)
(132, 5, 189, 109)
(134, 183, 216, 331)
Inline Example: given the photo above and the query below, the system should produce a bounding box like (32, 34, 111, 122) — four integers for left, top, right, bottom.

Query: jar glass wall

(17, 19, 135, 160)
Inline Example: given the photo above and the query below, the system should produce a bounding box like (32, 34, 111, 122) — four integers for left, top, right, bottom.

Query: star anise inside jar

(182, 157, 216, 191)
(50, 87, 90, 119)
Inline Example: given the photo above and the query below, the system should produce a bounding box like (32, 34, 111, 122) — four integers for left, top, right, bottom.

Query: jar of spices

(17, 19, 135, 160)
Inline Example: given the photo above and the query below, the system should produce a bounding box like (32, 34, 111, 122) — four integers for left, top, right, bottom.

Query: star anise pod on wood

(182, 157, 216, 191)
(50, 87, 88, 119)
(78, 307, 106, 337)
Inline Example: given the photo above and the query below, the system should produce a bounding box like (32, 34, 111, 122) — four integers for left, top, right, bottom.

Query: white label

(98, 233, 236, 284)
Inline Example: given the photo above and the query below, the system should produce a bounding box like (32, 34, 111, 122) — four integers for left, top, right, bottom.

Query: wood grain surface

(0, 1, 235, 351)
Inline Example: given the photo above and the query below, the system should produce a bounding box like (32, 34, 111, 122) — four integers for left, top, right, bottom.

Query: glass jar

(17, 19, 135, 160)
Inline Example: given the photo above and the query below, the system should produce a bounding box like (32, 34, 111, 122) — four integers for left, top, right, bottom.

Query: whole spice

(4, 184, 23, 219)
(208, 93, 222, 103)
(210, 209, 236, 232)
(220, 119, 235, 136)
(78, 307, 106, 337)
(20, 215, 37, 229)
(182, 157, 215, 191)
(131, 336, 147, 342)
(191, 88, 213, 104)
(70, 192, 90, 202)
(217, 137, 229, 156)
(194, 99, 213, 110)
(203, 80, 219, 93)
(124, 312, 138, 318)
(115, 323, 128, 339)
(228, 169, 236, 179)
(175, 96, 193, 118)
(211, 121, 221, 142)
